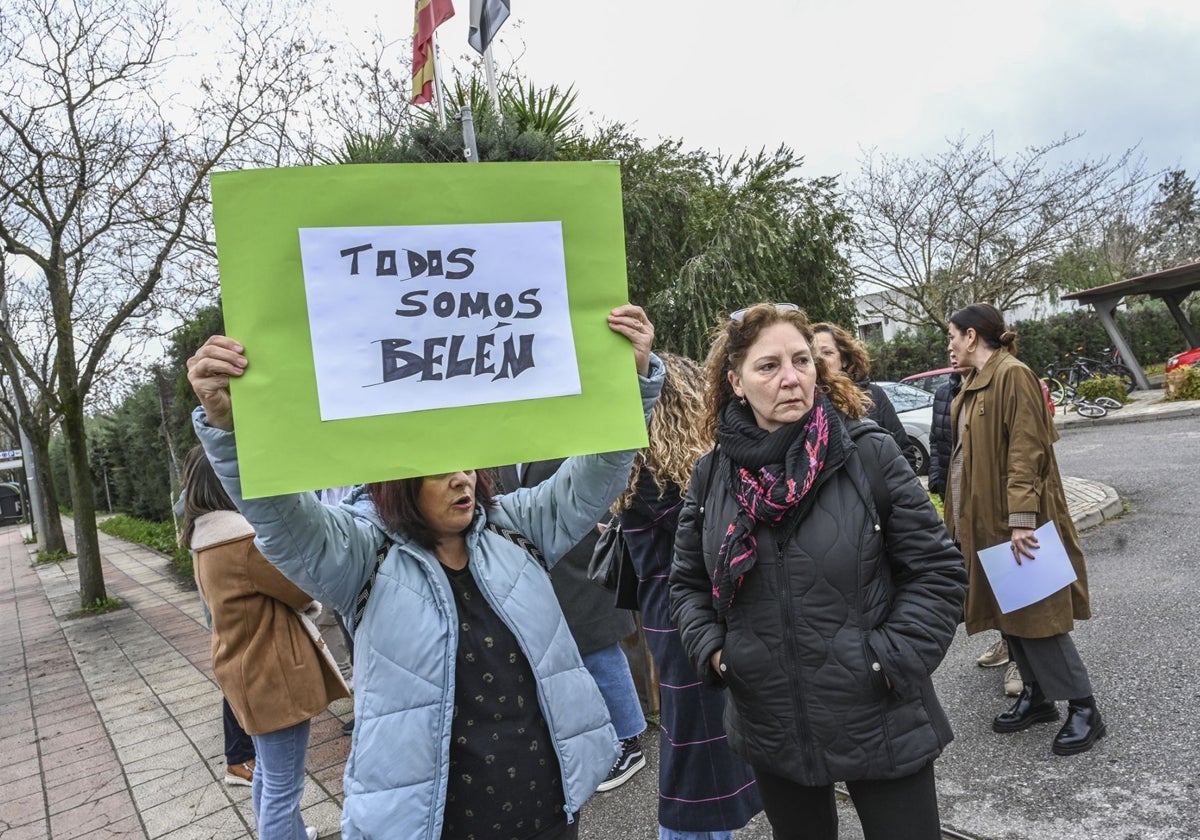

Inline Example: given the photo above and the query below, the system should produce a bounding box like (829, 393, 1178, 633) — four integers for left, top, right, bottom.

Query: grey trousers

(1006, 633, 1093, 701)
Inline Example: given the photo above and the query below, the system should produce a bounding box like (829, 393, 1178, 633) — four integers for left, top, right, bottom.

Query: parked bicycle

(1067, 394, 1124, 419)
(1042, 346, 1134, 406)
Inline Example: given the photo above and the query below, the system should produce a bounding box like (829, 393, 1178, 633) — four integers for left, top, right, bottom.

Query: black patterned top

(440, 562, 567, 840)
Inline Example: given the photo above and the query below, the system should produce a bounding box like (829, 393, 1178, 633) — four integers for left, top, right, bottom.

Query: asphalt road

(580, 416, 1200, 839)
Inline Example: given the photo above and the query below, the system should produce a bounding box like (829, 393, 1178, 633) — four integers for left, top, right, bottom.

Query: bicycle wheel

(1044, 377, 1068, 406)
(1094, 396, 1123, 410)
(1074, 402, 1106, 419)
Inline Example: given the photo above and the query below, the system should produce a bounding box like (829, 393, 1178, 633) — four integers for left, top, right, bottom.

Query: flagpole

(482, 44, 502, 126)
(432, 29, 448, 128)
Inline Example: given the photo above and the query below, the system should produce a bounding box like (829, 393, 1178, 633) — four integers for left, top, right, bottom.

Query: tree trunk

(24, 422, 67, 554)
(60, 392, 105, 607)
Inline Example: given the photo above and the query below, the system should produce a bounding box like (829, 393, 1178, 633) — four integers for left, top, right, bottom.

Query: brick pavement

(0, 522, 351, 840)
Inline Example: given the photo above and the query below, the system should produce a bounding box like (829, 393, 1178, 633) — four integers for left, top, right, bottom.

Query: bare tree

(0, 0, 328, 607)
(848, 133, 1153, 330)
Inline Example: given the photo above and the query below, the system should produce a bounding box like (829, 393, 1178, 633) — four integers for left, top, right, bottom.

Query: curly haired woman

(612, 353, 762, 840)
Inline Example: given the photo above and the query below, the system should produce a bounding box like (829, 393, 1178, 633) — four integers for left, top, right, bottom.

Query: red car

(1166, 347, 1200, 373)
(901, 366, 1055, 415)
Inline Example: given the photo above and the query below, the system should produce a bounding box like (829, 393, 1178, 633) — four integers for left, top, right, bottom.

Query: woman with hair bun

(945, 302, 1106, 756)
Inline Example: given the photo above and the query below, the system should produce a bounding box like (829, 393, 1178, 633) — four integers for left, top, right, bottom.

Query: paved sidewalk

(1, 521, 351, 839)
(0, 456, 1138, 840)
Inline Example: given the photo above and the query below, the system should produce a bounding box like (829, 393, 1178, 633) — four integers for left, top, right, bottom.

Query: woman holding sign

(669, 303, 965, 840)
(187, 305, 663, 840)
(944, 303, 1105, 756)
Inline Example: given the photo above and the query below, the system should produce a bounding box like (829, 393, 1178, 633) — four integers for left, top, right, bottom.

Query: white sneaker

(1004, 660, 1023, 697)
(306, 827, 318, 840)
(976, 638, 1010, 668)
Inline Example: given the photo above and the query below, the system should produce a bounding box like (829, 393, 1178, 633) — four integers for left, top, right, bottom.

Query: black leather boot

(992, 684, 1060, 733)
(1052, 702, 1106, 755)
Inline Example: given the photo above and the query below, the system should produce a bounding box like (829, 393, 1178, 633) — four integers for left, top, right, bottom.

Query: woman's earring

(738, 397, 747, 406)
(818, 383, 831, 395)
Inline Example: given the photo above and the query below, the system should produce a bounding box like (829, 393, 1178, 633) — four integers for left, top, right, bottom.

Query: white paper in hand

(977, 521, 1078, 614)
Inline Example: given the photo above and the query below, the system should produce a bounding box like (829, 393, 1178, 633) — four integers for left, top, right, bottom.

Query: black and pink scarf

(710, 394, 834, 620)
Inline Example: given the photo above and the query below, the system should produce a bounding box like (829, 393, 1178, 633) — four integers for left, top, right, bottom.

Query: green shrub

(1165, 365, 1200, 401)
(1073, 376, 1129, 403)
(99, 514, 193, 579)
(928, 491, 944, 519)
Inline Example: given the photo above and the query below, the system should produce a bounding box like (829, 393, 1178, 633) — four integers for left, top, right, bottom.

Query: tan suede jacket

(192, 510, 349, 735)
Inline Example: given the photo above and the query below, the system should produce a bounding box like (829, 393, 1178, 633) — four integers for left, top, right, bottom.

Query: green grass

(69, 596, 125, 618)
(929, 491, 944, 519)
(99, 515, 193, 578)
(35, 549, 75, 564)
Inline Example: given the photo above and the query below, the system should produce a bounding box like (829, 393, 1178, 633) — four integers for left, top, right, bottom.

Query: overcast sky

(339, 0, 1200, 184)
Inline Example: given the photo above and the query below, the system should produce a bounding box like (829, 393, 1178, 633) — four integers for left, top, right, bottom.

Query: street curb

(1055, 398, 1200, 431)
(1070, 482, 1123, 531)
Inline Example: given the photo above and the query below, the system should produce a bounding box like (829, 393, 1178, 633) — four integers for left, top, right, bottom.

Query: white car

(874, 382, 934, 477)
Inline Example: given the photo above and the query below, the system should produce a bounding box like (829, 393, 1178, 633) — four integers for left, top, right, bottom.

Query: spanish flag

(412, 0, 455, 105)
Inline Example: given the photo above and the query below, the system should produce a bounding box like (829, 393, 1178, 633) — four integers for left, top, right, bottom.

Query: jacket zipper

(394, 541, 457, 840)
(852, 454, 897, 769)
(775, 530, 816, 780)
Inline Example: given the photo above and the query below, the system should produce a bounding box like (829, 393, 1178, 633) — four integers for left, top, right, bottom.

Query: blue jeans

(582, 643, 645, 740)
(660, 829, 733, 840)
(250, 719, 311, 840)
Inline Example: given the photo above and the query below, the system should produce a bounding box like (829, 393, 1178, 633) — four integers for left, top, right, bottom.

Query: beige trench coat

(945, 350, 1091, 637)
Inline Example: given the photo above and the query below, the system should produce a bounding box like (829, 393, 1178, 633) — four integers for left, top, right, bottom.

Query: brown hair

(180, 445, 238, 547)
(702, 303, 866, 435)
(612, 353, 712, 514)
(950, 303, 1019, 357)
(811, 322, 873, 382)
(366, 471, 496, 550)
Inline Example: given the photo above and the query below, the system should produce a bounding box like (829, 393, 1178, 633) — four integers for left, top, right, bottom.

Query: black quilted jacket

(927, 373, 962, 498)
(669, 416, 966, 786)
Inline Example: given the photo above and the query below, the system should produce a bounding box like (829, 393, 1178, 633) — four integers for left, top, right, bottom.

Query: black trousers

(1005, 633, 1093, 701)
(222, 697, 255, 765)
(754, 761, 940, 840)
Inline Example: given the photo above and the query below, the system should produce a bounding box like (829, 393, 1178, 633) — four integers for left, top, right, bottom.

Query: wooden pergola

(1061, 261, 1200, 390)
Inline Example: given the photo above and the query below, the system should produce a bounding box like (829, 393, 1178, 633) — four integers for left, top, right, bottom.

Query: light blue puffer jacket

(193, 356, 663, 839)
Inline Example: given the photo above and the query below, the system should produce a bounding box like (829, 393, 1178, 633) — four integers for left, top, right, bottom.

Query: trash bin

(0, 483, 23, 525)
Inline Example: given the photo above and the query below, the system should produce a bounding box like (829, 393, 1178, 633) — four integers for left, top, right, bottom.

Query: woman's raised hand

(607, 304, 654, 377)
(187, 336, 248, 432)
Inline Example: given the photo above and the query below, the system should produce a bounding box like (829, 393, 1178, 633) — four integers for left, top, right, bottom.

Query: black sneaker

(596, 736, 646, 792)
(341, 718, 355, 736)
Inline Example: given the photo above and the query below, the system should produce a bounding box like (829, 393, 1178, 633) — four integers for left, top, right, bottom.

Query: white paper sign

(298, 221, 580, 421)
(977, 521, 1078, 614)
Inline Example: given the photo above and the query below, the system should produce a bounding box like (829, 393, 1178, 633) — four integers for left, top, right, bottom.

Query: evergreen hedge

(866, 296, 1199, 382)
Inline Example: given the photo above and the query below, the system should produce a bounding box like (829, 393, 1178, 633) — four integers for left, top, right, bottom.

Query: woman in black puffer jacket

(927, 367, 963, 499)
(669, 304, 967, 840)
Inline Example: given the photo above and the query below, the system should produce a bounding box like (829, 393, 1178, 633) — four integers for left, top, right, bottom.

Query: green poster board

(210, 161, 646, 498)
